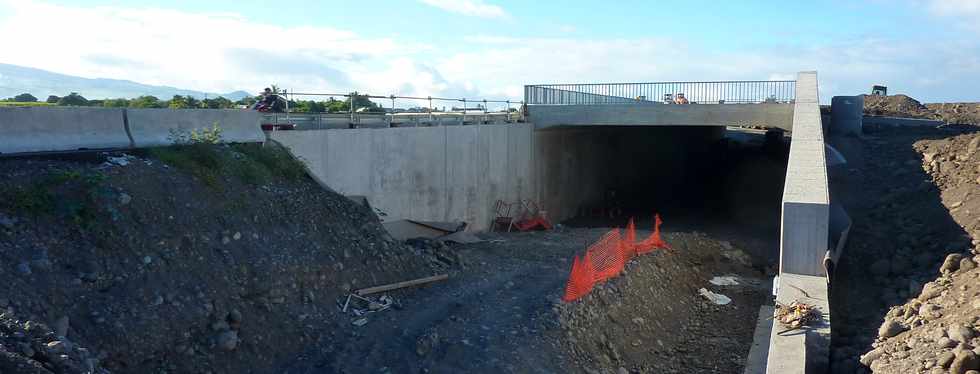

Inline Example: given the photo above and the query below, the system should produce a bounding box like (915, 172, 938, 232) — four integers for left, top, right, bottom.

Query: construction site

(1, 72, 980, 374)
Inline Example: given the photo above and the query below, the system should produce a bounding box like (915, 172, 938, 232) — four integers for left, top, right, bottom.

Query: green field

(0, 102, 54, 107)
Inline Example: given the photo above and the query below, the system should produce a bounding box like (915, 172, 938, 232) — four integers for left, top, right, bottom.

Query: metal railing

(524, 80, 796, 105)
(270, 90, 524, 129)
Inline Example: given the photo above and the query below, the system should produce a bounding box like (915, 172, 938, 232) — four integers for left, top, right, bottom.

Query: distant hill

(0, 63, 252, 101)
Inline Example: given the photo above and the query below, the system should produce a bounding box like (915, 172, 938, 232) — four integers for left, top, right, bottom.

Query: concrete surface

(862, 115, 943, 128)
(767, 71, 831, 374)
(270, 124, 534, 231)
(528, 103, 793, 130)
(128, 108, 264, 147)
(830, 96, 863, 136)
(765, 273, 831, 374)
(262, 112, 516, 130)
(779, 72, 829, 277)
(0, 107, 130, 155)
(744, 304, 775, 374)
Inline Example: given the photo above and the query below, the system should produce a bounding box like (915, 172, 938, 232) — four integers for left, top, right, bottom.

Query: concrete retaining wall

(529, 103, 794, 130)
(862, 115, 943, 128)
(830, 96, 863, 136)
(128, 109, 264, 147)
(270, 124, 534, 230)
(0, 107, 130, 154)
(767, 71, 831, 374)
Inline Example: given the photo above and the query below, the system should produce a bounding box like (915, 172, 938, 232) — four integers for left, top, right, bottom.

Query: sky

(0, 0, 978, 104)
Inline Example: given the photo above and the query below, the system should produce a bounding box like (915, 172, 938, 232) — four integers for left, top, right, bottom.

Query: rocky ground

(828, 126, 980, 373)
(862, 94, 980, 125)
(282, 227, 768, 374)
(0, 135, 778, 373)
(0, 144, 438, 373)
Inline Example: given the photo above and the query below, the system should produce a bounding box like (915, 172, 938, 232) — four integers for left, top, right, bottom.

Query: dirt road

(282, 227, 768, 374)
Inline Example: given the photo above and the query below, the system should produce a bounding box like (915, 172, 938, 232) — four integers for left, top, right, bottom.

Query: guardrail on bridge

(525, 80, 796, 105)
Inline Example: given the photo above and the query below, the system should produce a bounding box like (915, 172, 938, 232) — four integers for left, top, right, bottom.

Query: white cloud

(928, 0, 980, 32)
(418, 0, 508, 19)
(0, 0, 436, 98)
(0, 0, 977, 104)
(437, 36, 980, 103)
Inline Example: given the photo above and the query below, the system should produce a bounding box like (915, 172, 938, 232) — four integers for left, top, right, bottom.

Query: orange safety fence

(562, 214, 672, 302)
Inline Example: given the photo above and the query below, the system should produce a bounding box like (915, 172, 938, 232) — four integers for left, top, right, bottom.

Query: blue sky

(1, 0, 978, 103)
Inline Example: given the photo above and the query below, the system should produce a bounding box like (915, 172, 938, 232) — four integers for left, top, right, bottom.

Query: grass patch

(148, 143, 307, 190)
(0, 170, 107, 227)
(0, 102, 54, 107)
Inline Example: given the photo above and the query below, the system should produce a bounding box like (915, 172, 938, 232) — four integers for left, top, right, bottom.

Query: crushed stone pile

(0, 145, 439, 373)
(860, 131, 980, 373)
(555, 232, 768, 373)
(862, 94, 980, 125)
(863, 94, 937, 120)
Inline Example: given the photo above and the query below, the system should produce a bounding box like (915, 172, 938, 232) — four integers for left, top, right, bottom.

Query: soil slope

(859, 131, 980, 373)
(0, 145, 436, 373)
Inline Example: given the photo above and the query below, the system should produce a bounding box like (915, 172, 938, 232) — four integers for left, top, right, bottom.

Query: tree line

(2, 92, 384, 113)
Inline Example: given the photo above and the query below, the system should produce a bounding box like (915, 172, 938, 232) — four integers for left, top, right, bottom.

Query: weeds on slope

(147, 123, 307, 190)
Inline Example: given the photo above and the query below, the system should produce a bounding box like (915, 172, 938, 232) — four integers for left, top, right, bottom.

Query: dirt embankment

(0, 144, 440, 373)
(858, 131, 980, 373)
(556, 232, 767, 373)
(862, 94, 980, 125)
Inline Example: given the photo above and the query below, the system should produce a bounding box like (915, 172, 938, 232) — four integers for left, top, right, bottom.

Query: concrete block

(128, 109, 264, 147)
(830, 96, 863, 136)
(0, 107, 129, 154)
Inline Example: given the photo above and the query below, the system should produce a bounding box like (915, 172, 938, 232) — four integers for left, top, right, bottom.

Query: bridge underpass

(266, 74, 826, 372)
(0, 71, 828, 373)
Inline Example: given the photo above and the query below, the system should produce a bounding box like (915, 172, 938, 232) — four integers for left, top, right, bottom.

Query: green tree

(12, 93, 37, 102)
(103, 98, 130, 108)
(129, 95, 161, 108)
(46, 95, 61, 104)
(185, 96, 201, 109)
(202, 96, 234, 109)
(57, 92, 89, 106)
(168, 95, 189, 109)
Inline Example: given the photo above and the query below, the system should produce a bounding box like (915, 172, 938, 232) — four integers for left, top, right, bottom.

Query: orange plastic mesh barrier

(636, 214, 671, 254)
(561, 214, 672, 302)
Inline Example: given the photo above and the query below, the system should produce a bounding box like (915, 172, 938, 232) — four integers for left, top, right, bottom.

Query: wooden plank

(354, 274, 449, 296)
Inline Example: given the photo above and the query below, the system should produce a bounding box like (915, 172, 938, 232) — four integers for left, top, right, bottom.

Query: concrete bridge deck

(528, 102, 795, 130)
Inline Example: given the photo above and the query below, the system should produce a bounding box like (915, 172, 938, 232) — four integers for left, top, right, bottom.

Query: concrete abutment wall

(273, 124, 726, 231)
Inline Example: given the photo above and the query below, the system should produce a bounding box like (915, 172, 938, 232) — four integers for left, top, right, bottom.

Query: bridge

(525, 80, 797, 130)
(0, 71, 833, 373)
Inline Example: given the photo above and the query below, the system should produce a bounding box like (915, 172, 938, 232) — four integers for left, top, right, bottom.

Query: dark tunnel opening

(556, 126, 790, 265)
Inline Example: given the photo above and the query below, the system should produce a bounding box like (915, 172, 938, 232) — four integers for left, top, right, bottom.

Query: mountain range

(0, 63, 252, 101)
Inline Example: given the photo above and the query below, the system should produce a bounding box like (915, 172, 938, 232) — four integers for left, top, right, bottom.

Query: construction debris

(698, 288, 732, 305)
(709, 276, 740, 286)
(774, 301, 820, 334)
(354, 274, 449, 296)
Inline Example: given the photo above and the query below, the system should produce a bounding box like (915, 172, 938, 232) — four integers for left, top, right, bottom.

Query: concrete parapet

(0, 107, 129, 155)
(767, 71, 831, 374)
(780, 71, 829, 276)
(127, 109, 264, 147)
(528, 103, 794, 130)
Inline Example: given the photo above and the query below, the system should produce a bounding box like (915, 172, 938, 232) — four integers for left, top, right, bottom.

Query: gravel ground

(828, 125, 980, 373)
(0, 145, 437, 373)
(282, 227, 768, 374)
(0, 133, 781, 373)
